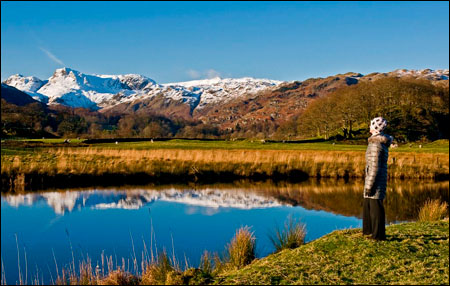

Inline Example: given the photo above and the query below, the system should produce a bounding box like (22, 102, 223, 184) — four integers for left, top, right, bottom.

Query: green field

(3, 138, 449, 153)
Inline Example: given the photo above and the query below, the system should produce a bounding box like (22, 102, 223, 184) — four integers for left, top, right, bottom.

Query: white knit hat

(370, 117, 387, 134)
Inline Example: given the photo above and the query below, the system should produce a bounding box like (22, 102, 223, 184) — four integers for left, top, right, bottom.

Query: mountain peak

(3, 74, 46, 94)
(52, 67, 79, 78)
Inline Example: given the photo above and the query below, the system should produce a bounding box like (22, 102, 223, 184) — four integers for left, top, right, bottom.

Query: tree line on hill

(1, 77, 448, 142)
(294, 77, 449, 142)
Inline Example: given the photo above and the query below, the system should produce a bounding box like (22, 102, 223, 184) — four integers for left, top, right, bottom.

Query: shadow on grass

(386, 234, 448, 243)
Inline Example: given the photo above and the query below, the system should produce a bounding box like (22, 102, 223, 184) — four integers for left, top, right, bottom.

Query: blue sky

(1, 1, 448, 83)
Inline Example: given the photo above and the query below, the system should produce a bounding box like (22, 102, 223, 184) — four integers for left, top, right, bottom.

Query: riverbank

(1, 140, 448, 191)
(7, 220, 445, 285)
(217, 220, 449, 285)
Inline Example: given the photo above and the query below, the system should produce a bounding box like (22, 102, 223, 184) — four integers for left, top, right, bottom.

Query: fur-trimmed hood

(368, 133, 393, 147)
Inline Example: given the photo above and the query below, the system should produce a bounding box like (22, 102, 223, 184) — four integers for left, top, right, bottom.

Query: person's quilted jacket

(364, 133, 393, 200)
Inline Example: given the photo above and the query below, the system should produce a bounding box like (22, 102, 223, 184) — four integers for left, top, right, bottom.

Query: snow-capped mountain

(100, 73, 157, 90)
(165, 77, 283, 110)
(3, 68, 283, 111)
(3, 74, 48, 103)
(4, 67, 447, 112)
(35, 68, 146, 110)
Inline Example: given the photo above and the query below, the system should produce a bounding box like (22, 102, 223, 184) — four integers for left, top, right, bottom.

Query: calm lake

(1, 179, 448, 285)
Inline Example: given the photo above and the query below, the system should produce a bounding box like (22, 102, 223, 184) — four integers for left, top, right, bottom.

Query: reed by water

(2, 147, 448, 191)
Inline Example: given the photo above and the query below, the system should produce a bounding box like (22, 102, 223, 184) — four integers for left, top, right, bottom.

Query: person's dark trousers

(363, 198, 386, 240)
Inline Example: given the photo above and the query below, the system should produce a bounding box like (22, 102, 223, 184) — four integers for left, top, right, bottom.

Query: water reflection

(249, 179, 449, 222)
(3, 188, 286, 215)
(1, 179, 447, 285)
(3, 179, 448, 222)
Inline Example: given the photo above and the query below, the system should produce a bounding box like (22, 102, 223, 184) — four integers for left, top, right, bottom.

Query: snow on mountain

(3, 67, 446, 112)
(3, 188, 287, 215)
(2, 68, 153, 109)
(3, 74, 49, 103)
(164, 77, 283, 110)
(99, 73, 157, 90)
(36, 68, 140, 110)
(391, 68, 449, 80)
(3, 68, 282, 111)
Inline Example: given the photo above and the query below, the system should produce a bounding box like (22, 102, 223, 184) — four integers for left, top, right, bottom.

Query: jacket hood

(368, 133, 393, 147)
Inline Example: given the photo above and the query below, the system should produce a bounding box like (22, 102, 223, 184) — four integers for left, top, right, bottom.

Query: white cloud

(186, 69, 201, 79)
(205, 69, 221, 79)
(186, 68, 222, 79)
(39, 47, 65, 66)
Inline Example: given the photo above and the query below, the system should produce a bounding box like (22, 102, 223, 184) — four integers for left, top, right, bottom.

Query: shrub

(418, 199, 449, 222)
(269, 215, 306, 252)
(225, 226, 256, 270)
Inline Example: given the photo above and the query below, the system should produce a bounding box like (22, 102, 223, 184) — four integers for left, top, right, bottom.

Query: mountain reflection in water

(4, 188, 286, 215)
(3, 179, 448, 222)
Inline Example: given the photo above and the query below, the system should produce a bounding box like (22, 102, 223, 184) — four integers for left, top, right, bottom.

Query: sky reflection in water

(1, 180, 447, 285)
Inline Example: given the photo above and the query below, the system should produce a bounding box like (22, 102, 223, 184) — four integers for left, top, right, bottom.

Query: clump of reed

(140, 251, 177, 285)
(269, 215, 307, 253)
(223, 226, 256, 270)
(139, 250, 214, 285)
(418, 199, 449, 222)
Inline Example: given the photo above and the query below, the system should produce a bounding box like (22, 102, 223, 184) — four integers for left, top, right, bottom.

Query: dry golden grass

(225, 227, 256, 270)
(140, 252, 173, 285)
(97, 270, 139, 285)
(1, 147, 448, 191)
(3, 147, 448, 176)
(418, 199, 449, 222)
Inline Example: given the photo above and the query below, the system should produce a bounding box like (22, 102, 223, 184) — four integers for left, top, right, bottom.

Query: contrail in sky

(39, 47, 65, 66)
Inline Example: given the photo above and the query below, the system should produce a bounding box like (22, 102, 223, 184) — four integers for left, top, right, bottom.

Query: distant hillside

(2, 68, 448, 141)
(195, 73, 363, 136)
(1, 83, 40, 106)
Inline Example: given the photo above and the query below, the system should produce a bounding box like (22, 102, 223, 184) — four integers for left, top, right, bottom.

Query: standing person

(363, 117, 393, 241)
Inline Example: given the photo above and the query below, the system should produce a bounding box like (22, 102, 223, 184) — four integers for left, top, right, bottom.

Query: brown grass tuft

(269, 215, 306, 252)
(97, 270, 139, 285)
(140, 252, 174, 285)
(225, 226, 256, 270)
(418, 199, 449, 222)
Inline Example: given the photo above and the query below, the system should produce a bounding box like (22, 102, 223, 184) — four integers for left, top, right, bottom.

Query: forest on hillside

(295, 77, 449, 142)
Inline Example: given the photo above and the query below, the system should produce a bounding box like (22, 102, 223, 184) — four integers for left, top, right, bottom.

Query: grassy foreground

(217, 220, 449, 285)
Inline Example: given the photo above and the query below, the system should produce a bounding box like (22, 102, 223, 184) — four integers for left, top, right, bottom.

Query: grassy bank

(8, 220, 446, 285)
(217, 220, 449, 285)
(1, 140, 448, 191)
